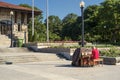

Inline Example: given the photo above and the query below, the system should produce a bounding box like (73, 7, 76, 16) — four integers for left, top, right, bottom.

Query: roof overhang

(0, 1, 42, 15)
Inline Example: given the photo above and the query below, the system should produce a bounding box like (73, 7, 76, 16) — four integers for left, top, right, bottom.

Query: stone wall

(36, 42, 79, 48)
(0, 9, 11, 21)
(35, 47, 75, 60)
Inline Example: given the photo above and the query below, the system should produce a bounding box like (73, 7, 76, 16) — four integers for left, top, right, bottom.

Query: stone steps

(1, 55, 39, 63)
(0, 32, 24, 48)
(0, 57, 5, 64)
(0, 53, 63, 64)
(0, 47, 63, 64)
(0, 48, 65, 64)
(0, 35, 11, 47)
(0, 48, 31, 53)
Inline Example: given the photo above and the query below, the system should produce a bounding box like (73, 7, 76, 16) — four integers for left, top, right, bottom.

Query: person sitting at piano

(90, 46, 100, 66)
(91, 46, 99, 59)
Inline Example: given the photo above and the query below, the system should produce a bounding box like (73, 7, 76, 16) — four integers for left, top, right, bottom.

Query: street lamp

(10, 11, 14, 47)
(80, 0, 85, 47)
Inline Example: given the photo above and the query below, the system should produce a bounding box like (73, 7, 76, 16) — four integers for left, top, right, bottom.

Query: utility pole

(32, 0, 34, 36)
(46, 0, 49, 42)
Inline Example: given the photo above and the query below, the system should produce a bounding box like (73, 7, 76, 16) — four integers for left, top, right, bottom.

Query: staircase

(0, 34, 11, 47)
(0, 32, 25, 48)
(0, 48, 64, 64)
(0, 53, 63, 64)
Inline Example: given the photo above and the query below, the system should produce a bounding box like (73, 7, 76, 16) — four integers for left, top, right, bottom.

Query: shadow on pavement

(55, 64, 89, 68)
(56, 64, 94, 68)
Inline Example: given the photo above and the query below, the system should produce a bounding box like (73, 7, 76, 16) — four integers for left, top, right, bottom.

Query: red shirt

(92, 48, 99, 59)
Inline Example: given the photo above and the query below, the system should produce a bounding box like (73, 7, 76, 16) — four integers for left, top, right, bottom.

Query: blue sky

(2, 0, 104, 20)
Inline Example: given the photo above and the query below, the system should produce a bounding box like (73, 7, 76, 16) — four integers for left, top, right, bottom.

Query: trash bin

(17, 39, 23, 47)
(13, 40, 17, 47)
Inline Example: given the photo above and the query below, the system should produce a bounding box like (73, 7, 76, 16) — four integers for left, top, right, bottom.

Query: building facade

(0, 1, 41, 47)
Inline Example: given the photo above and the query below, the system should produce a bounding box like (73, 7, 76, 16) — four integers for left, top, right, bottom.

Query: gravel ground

(0, 60, 120, 80)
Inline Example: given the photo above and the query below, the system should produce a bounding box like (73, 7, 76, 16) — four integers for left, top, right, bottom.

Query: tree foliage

(19, 4, 46, 42)
(28, 15, 46, 42)
(19, 0, 120, 44)
(62, 13, 80, 40)
(84, 5, 101, 42)
(99, 0, 120, 43)
(44, 15, 62, 41)
(19, 4, 40, 10)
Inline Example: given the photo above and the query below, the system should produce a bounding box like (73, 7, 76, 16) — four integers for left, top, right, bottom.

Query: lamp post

(80, 0, 85, 47)
(10, 11, 14, 47)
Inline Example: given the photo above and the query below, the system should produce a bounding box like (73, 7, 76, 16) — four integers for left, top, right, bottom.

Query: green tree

(44, 15, 62, 41)
(99, 0, 120, 43)
(28, 15, 46, 42)
(62, 13, 79, 40)
(19, 4, 40, 10)
(84, 5, 101, 42)
(20, 4, 46, 42)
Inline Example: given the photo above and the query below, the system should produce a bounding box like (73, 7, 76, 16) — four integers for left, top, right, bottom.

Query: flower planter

(102, 56, 120, 65)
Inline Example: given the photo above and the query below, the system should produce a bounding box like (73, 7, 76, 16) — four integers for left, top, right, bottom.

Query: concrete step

(0, 57, 5, 64)
(0, 48, 65, 64)
(0, 53, 63, 64)
(0, 35, 10, 38)
(1, 55, 39, 63)
(0, 48, 31, 53)
(0, 35, 11, 47)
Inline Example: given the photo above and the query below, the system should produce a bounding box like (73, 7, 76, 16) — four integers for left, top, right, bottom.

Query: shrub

(100, 47, 120, 57)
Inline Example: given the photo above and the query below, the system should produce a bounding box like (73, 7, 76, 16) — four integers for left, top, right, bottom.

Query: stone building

(0, 1, 41, 47)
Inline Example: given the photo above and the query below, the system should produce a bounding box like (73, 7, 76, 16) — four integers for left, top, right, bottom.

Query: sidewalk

(0, 60, 120, 80)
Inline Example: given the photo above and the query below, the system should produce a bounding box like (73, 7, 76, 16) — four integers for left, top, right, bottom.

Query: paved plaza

(0, 60, 120, 80)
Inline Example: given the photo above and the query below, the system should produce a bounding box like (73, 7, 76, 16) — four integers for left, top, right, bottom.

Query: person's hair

(92, 46, 96, 49)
